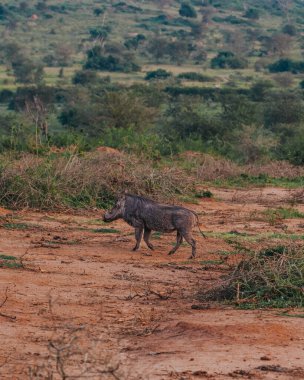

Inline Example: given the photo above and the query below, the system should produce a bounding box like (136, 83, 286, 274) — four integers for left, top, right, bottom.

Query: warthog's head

(103, 195, 126, 222)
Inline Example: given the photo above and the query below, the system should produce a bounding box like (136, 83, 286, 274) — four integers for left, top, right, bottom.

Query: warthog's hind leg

(181, 232, 196, 259)
(168, 231, 183, 255)
(144, 228, 154, 250)
(132, 227, 143, 251)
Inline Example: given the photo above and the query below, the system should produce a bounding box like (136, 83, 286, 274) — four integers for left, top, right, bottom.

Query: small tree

(72, 70, 98, 85)
(93, 7, 104, 16)
(12, 57, 44, 84)
(147, 37, 168, 61)
(211, 51, 248, 69)
(179, 3, 197, 18)
(282, 24, 297, 36)
(25, 96, 49, 152)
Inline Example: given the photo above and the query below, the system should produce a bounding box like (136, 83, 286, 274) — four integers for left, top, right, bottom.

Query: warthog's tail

(191, 211, 207, 239)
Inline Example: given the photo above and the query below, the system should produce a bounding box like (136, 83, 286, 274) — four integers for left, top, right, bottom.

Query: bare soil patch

(0, 187, 303, 379)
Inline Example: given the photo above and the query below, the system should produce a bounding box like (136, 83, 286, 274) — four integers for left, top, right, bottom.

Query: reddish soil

(0, 188, 303, 379)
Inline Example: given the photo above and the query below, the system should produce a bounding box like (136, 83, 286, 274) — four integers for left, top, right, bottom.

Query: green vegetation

(93, 228, 120, 233)
(0, 0, 302, 209)
(2, 222, 38, 230)
(199, 245, 304, 308)
(264, 207, 304, 221)
(211, 175, 304, 189)
(0, 254, 22, 269)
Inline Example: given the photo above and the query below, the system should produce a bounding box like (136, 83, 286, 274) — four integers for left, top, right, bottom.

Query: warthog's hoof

(132, 246, 139, 251)
(148, 244, 154, 251)
(168, 250, 175, 256)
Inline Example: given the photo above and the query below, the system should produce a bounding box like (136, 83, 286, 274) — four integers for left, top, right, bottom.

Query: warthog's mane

(125, 193, 190, 213)
(125, 193, 157, 209)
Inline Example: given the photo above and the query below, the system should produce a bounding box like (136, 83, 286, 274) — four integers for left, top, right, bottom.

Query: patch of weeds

(195, 190, 213, 198)
(258, 233, 304, 241)
(260, 246, 286, 257)
(210, 231, 304, 244)
(178, 195, 199, 204)
(216, 250, 238, 256)
(0, 254, 22, 269)
(92, 228, 120, 233)
(199, 259, 224, 265)
(199, 245, 304, 308)
(264, 207, 304, 224)
(277, 311, 304, 318)
(2, 222, 37, 230)
(210, 174, 304, 189)
(85, 219, 105, 226)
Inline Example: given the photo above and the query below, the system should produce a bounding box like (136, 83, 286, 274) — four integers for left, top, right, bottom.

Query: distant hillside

(0, 0, 303, 73)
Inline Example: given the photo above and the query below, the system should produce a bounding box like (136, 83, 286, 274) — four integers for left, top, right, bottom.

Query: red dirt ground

(0, 187, 303, 379)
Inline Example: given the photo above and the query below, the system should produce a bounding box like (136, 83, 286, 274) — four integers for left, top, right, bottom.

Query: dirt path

(0, 188, 303, 379)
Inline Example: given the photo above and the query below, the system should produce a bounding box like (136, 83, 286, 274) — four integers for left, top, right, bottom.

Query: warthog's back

(124, 195, 196, 233)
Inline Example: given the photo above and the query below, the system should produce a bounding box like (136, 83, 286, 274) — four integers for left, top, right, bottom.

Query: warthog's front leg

(168, 231, 183, 255)
(144, 228, 154, 250)
(132, 226, 143, 251)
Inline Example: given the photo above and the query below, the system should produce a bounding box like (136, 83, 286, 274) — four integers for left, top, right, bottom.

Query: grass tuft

(0, 254, 22, 269)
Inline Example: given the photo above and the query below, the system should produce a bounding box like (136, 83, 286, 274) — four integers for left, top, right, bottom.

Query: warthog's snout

(103, 212, 111, 222)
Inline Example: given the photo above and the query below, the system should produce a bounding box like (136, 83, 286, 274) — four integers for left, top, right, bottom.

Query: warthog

(103, 194, 205, 258)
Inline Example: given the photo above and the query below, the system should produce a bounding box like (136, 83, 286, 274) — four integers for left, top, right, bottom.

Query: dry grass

(0, 151, 195, 210)
(178, 152, 304, 182)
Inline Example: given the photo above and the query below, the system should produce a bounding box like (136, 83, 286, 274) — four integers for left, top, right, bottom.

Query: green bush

(179, 3, 197, 18)
(268, 59, 304, 73)
(145, 69, 172, 80)
(244, 8, 259, 19)
(211, 51, 248, 69)
(177, 72, 213, 82)
(84, 46, 140, 72)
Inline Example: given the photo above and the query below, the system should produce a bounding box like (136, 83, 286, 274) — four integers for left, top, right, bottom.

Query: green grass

(207, 231, 304, 243)
(152, 232, 162, 239)
(210, 175, 304, 189)
(92, 228, 120, 233)
(264, 207, 304, 220)
(2, 222, 39, 230)
(199, 259, 224, 265)
(0, 254, 22, 269)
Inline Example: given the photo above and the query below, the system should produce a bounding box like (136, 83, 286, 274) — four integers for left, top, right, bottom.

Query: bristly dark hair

(125, 193, 157, 204)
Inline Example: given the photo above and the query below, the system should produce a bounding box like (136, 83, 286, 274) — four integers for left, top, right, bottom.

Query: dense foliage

(0, 0, 303, 166)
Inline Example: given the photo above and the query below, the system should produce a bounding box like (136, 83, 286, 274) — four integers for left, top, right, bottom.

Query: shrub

(0, 152, 196, 209)
(282, 24, 297, 36)
(268, 59, 304, 73)
(145, 69, 172, 80)
(12, 58, 44, 84)
(93, 7, 104, 16)
(89, 26, 110, 39)
(72, 70, 99, 85)
(179, 3, 197, 18)
(244, 8, 259, 19)
(250, 80, 274, 101)
(211, 51, 248, 69)
(198, 245, 304, 308)
(84, 46, 141, 72)
(177, 72, 213, 82)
